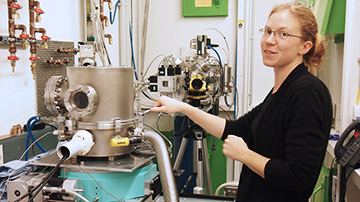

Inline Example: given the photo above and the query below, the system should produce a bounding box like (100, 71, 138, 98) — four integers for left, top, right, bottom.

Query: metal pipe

(29, 1, 47, 51)
(173, 138, 188, 170)
(29, 0, 48, 79)
(119, 0, 131, 66)
(8, 0, 15, 38)
(104, 33, 112, 44)
(99, 0, 105, 27)
(7, 0, 19, 72)
(140, 0, 150, 80)
(143, 130, 179, 202)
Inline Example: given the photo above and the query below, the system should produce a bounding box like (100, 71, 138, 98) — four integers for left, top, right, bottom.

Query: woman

(151, 2, 332, 202)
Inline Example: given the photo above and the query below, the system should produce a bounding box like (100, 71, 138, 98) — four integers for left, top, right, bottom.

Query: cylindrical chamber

(65, 66, 135, 157)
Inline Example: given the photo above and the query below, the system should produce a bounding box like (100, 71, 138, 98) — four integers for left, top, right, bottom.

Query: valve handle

(29, 56, 38, 61)
(41, 35, 50, 40)
(19, 34, 29, 39)
(10, 3, 21, 9)
(7, 56, 18, 61)
(34, 8, 44, 14)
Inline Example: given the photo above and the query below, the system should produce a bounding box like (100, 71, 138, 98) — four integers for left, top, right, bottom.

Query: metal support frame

(173, 123, 212, 194)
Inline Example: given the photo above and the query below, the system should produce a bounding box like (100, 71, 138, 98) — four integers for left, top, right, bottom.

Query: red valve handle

(7, 56, 18, 61)
(19, 34, 29, 39)
(10, 3, 21, 9)
(29, 56, 38, 61)
(41, 35, 50, 40)
(34, 8, 44, 14)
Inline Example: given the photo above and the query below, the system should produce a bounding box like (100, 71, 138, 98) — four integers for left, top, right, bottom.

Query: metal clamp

(76, 117, 137, 131)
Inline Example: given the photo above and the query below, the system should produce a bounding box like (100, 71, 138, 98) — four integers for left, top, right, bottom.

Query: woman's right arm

(150, 96, 226, 139)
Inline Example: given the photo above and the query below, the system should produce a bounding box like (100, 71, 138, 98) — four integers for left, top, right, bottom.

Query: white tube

(215, 181, 239, 195)
(57, 130, 94, 159)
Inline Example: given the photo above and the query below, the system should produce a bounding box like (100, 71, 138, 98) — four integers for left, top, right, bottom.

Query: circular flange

(44, 76, 68, 114)
(64, 85, 98, 119)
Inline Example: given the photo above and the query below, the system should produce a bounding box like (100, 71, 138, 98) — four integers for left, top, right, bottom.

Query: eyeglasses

(259, 28, 304, 40)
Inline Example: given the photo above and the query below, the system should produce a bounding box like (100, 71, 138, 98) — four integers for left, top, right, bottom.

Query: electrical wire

(0, 131, 53, 200)
(90, 0, 111, 66)
(202, 27, 235, 112)
(328, 158, 336, 202)
(207, 46, 222, 67)
(66, 159, 121, 202)
(156, 115, 161, 132)
(219, 106, 232, 120)
(201, 27, 230, 65)
(129, 21, 156, 102)
(144, 123, 173, 152)
(110, 0, 121, 25)
(25, 157, 67, 202)
(231, 76, 240, 118)
(25, 116, 47, 161)
(140, 54, 167, 83)
(14, 143, 66, 202)
(341, 168, 355, 202)
(134, 99, 155, 108)
(129, 22, 139, 81)
(216, 46, 229, 66)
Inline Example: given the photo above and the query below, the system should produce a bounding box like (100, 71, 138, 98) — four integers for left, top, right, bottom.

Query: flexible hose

(215, 181, 238, 195)
(25, 116, 47, 160)
(143, 130, 179, 202)
(207, 46, 222, 67)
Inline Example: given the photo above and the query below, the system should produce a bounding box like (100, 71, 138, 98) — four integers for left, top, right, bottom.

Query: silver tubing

(144, 130, 179, 202)
(196, 140, 203, 187)
(173, 138, 188, 170)
(202, 138, 212, 194)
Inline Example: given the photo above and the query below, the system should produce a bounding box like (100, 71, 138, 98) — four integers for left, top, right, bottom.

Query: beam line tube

(143, 130, 179, 202)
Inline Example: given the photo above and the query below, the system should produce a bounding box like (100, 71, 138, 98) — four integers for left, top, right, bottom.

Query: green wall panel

(1, 126, 57, 163)
(182, 0, 228, 17)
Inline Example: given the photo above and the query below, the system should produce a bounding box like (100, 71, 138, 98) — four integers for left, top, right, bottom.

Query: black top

(221, 63, 333, 202)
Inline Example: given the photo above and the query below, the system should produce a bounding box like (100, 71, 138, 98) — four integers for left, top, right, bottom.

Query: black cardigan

(221, 63, 333, 202)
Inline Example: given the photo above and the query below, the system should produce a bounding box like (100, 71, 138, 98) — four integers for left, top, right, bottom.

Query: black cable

(28, 157, 66, 201)
(156, 114, 161, 131)
(338, 167, 355, 202)
(15, 155, 67, 202)
(328, 158, 336, 202)
(44, 123, 58, 130)
(341, 168, 354, 201)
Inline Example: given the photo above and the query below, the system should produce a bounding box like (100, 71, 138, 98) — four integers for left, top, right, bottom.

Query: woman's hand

(222, 135, 249, 162)
(150, 96, 186, 114)
(151, 96, 226, 139)
(223, 135, 270, 179)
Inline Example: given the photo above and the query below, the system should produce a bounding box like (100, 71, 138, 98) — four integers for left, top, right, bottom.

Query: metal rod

(173, 138, 188, 170)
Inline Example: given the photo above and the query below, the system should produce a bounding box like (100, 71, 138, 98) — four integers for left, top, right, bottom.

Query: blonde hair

(269, 2, 327, 74)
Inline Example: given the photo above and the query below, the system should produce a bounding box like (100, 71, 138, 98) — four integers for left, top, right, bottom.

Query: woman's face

(261, 10, 309, 70)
